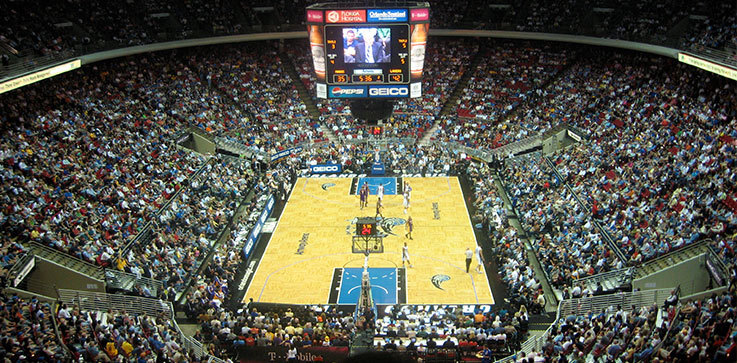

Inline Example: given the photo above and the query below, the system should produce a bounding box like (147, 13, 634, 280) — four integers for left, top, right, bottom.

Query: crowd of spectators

(433, 43, 570, 149)
(4, 0, 737, 79)
(465, 160, 548, 314)
(0, 0, 262, 63)
(1, 20, 737, 363)
(374, 303, 529, 358)
(682, 2, 737, 50)
(546, 57, 736, 266)
(202, 44, 325, 153)
(501, 155, 623, 290)
(0, 59, 207, 274)
(0, 293, 65, 361)
(193, 304, 351, 358)
(539, 302, 663, 362)
(184, 168, 285, 314)
(56, 303, 195, 362)
(114, 157, 252, 298)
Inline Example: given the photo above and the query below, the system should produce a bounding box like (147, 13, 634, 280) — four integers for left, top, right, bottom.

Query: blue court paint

(357, 177, 397, 196)
(337, 268, 397, 305)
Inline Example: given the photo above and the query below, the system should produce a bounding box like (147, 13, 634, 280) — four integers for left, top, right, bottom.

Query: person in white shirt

(475, 245, 484, 274)
(286, 344, 297, 362)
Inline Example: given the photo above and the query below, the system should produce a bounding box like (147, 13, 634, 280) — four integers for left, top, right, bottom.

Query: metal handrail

(27, 241, 105, 280)
(57, 289, 172, 317)
(104, 268, 165, 296)
(574, 267, 633, 286)
(558, 288, 671, 318)
(5, 252, 33, 286)
(542, 156, 628, 263)
(121, 157, 214, 255)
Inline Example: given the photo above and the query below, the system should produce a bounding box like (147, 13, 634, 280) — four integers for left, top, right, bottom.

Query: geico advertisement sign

(369, 86, 409, 97)
(310, 164, 341, 174)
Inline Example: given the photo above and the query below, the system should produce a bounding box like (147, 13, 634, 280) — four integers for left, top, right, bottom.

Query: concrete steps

(634, 240, 711, 279)
(27, 242, 104, 280)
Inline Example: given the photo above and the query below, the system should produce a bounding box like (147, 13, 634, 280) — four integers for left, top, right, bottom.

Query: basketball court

(243, 176, 494, 305)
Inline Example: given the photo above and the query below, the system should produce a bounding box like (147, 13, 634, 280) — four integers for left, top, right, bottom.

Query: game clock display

(356, 219, 378, 236)
(307, 5, 429, 99)
(324, 25, 409, 85)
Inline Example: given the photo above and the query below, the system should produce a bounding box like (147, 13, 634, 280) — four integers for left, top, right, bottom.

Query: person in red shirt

(245, 334, 256, 347)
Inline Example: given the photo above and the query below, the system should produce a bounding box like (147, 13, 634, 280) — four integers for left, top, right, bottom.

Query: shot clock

(307, 3, 430, 99)
(356, 218, 378, 236)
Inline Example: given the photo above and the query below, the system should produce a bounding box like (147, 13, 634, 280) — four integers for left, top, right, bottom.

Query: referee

(465, 247, 473, 273)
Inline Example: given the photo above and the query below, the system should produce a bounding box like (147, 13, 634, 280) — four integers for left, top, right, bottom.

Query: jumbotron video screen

(306, 3, 430, 99)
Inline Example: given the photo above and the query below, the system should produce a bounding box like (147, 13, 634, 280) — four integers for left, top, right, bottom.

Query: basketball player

(376, 197, 384, 220)
(475, 244, 484, 274)
(402, 242, 412, 268)
(359, 183, 369, 210)
(465, 247, 473, 273)
(403, 187, 410, 214)
(405, 215, 413, 240)
(377, 182, 384, 201)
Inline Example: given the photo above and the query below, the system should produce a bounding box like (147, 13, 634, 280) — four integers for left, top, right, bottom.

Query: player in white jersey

(377, 183, 384, 201)
(475, 245, 485, 274)
(402, 242, 412, 268)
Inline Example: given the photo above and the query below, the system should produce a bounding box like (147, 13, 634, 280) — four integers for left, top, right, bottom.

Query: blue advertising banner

(242, 195, 275, 258)
(367, 9, 408, 22)
(310, 163, 342, 174)
(270, 146, 303, 162)
(368, 85, 409, 98)
(371, 162, 385, 175)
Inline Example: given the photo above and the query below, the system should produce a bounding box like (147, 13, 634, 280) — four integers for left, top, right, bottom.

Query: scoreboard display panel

(307, 3, 430, 99)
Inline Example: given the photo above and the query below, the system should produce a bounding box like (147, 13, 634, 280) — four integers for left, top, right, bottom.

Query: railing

(574, 267, 633, 289)
(121, 157, 213, 255)
(57, 289, 172, 317)
(57, 289, 226, 362)
(104, 269, 166, 297)
(171, 318, 227, 363)
(0, 50, 76, 81)
(48, 300, 74, 359)
(558, 288, 671, 318)
(491, 134, 543, 157)
(543, 156, 628, 263)
(6, 252, 33, 287)
(634, 239, 712, 276)
(27, 241, 106, 280)
(686, 45, 737, 68)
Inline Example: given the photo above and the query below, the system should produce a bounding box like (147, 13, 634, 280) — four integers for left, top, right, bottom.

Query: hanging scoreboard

(307, 3, 430, 99)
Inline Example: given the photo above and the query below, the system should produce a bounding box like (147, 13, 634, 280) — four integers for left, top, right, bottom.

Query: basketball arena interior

(0, 1, 736, 362)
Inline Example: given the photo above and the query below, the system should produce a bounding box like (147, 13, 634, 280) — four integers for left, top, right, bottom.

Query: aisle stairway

(491, 171, 558, 314)
(281, 52, 338, 145)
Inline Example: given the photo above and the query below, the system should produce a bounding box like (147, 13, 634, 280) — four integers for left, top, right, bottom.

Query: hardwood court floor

(243, 176, 494, 305)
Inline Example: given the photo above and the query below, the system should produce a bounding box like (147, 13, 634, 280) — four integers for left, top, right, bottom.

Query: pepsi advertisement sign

(368, 85, 409, 98)
(329, 85, 366, 98)
(367, 9, 408, 22)
(310, 163, 342, 174)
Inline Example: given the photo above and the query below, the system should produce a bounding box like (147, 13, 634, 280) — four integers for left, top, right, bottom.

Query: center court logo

(431, 274, 450, 290)
(321, 182, 336, 190)
(380, 217, 406, 236)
